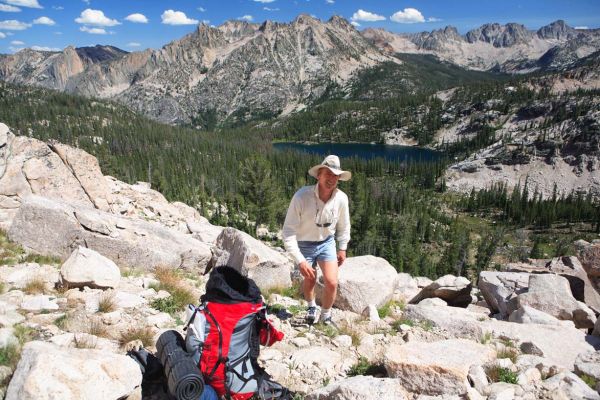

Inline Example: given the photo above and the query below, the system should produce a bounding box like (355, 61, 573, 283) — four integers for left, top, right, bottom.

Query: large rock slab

(509, 305, 574, 327)
(8, 196, 212, 272)
(384, 339, 495, 396)
(305, 375, 409, 400)
(212, 228, 292, 291)
(409, 274, 472, 307)
(316, 255, 398, 313)
(403, 303, 600, 370)
(478, 271, 529, 317)
(507, 256, 600, 314)
(576, 240, 600, 279)
(516, 274, 596, 329)
(5, 340, 141, 400)
(60, 246, 121, 289)
(575, 351, 600, 384)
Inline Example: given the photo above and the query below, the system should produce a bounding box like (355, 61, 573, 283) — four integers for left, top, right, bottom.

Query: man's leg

(317, 260, 338, 309)
(302, 272, 317, 304)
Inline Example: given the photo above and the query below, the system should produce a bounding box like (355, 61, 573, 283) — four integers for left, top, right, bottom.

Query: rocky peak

(293, 13, 321, 26)
(466, 22, 533, 47)
(328, 15, 354, 31)
(75, 45, 128, 64)
(537, 20, 577, 40)
(410, 25, 464, 51)
(217, 20, 259, 42)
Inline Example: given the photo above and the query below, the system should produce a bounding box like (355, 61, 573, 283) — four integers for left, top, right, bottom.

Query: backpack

(185, 266, 288, 400)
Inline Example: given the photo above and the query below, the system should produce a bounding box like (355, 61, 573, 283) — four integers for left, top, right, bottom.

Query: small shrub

(337, 321, 361, 346)
(480, 331, 493, 344)
(419, 320, 434, 331)
(347, 357, 387, 377)
(150, 267, 195, 315)
(21, 253, 62, 265)
(119, 327, 155, 349)
(265, 282, 302, 300)
(23, 276, 47, 294)
(13, 325, 36, 345)
(392, 318, 415, 331)
(121, 267, 144, 278)
(287, 305, 304, 315)
(97, 292, 117, 313)
(54, 314, 70, 330)
(497, 348, 518, 363)
(377, 300, 405, 319)
(580, 374, 597, 389)
(486, 365, 518, 384)
(0, 344, 20, 368)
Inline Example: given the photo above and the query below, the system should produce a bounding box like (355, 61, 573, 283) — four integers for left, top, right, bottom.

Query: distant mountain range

(0, 16, 598, 125)
(363, 19, 600, 73)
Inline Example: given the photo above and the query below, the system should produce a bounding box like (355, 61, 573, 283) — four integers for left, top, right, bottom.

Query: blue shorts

(298, 236, 337, 268)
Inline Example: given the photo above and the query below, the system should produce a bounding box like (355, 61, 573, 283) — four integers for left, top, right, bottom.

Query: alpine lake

(273, 142, 443, 163)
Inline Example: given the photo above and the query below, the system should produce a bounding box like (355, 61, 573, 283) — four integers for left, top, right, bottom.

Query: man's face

(317, 168, 340, 191)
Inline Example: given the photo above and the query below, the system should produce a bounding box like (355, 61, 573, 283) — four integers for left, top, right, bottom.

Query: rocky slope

(0, 15, 394, 125)
(1, 122, 600, 399)
(362, 20, 600, 73)
(439, 57, 600, 199)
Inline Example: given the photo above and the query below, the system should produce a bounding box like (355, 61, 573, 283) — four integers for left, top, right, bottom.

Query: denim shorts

(298, 236, 337, 268)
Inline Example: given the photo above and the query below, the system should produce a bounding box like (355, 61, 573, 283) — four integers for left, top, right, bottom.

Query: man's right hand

(298, 261, 316, 280)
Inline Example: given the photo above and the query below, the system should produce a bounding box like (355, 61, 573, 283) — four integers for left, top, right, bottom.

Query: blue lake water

(273, 142, 442, 163)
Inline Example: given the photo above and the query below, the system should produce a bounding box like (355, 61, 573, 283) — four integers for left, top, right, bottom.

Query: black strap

(203, 306, 226, 382)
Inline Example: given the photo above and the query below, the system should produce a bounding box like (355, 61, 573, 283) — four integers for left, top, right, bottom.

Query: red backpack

(185, 266, 287, 400)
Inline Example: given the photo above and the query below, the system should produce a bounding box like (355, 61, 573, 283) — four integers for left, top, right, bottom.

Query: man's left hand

(337, 250, 346, 266)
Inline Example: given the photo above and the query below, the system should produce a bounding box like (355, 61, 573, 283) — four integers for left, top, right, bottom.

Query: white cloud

(0, 19, 31, 30)
(52, 6, 64, 11)
(161, 10, 198, 25)
(125, 13, 148, 23)
(326, 0, 334, 3)
(0, 32, 5, 38)
(75, 9, 120, 27)
(127, 42, 141, 47)
(82, 0, 90, 4)
(80, 26, 107, 34)
(10, 39, 23, 44)
(254, 0, 275, 3)
(351, 9, 385, 22)
(33, 16, 55, 25)
(0, 4, 21, 12)
(31, 45, 60, 51)
(239, 15, 253, 22)
(54, 31, 62, 35)
(264, 7, 279, 11)
(4, 0, 42, 9)
(198, 7, 206, 12)
(390, 8, 425, 23)
(575, 26, 589, 30)
(350, 21, 360, 27)
(202, 19, 210, 24)
(427, 17, 442, 22)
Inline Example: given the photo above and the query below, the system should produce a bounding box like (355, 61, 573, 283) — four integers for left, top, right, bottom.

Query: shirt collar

(313, 184, 337, 203)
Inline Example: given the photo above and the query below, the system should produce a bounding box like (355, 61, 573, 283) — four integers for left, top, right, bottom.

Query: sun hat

(308, 155, 352, 181)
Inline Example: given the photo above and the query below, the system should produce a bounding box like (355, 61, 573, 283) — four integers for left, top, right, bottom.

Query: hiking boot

(320, 314, 338, 329)
(306, 306, 318, 325)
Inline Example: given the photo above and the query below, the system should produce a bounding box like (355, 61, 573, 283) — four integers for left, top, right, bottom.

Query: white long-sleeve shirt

(282, 184, 351, 264)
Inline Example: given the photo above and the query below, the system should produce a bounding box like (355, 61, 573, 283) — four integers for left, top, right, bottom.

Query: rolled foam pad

(156, 330, 205, 400)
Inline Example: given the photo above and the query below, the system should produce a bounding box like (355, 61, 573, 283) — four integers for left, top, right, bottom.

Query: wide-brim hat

(308, 155, 352, 181)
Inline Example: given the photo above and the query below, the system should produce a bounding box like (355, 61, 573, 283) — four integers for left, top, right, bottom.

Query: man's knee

(303, 275, 317, 286)
(323, 276, 338, 291)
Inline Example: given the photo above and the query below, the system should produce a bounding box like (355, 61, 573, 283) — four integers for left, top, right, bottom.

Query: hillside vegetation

(1, 81, 598, 280)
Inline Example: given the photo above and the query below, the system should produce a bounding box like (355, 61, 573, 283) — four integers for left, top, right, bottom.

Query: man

(282, 155, 351, 325)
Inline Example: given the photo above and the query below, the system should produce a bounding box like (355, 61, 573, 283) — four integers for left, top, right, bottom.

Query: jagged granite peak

(409, 26, 464, 51)
(0, 14, 395, 124)
(465, 22, 533, 47)
(362, 20, 600, 73)
(75, 45, 128, 63)
(537, 20, 577, 40)
(328, 15, 355, 31)
(217, 20, 260, 42)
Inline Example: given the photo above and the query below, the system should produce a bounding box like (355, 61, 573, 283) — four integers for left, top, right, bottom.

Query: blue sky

(0, 0, 599, 54)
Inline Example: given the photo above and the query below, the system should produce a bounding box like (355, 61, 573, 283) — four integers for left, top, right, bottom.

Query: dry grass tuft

(97, 291, 117, 314)
(119, 327, 155, 349)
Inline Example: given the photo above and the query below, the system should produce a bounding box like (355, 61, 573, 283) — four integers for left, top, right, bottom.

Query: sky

(0, 0, 599, 54)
